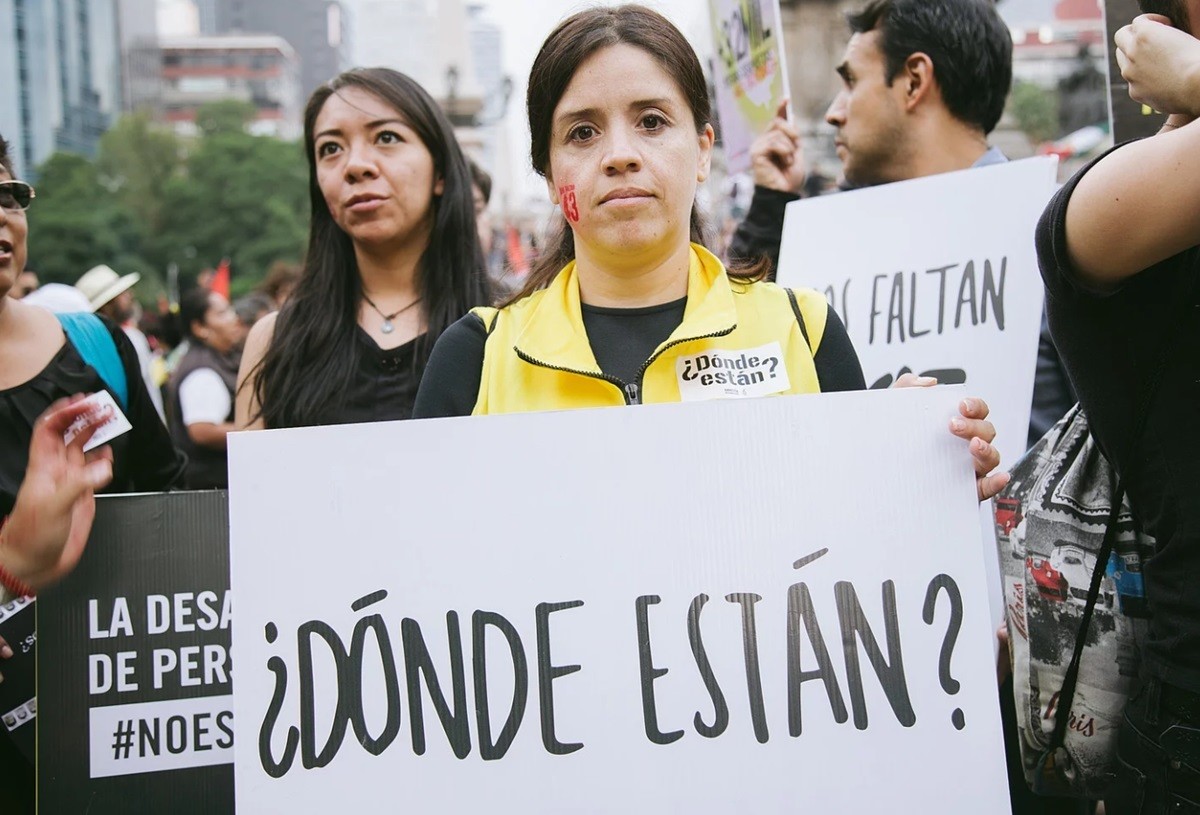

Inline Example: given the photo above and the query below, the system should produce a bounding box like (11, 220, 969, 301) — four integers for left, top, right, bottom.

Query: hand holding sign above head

(1115, 14, 1200, 119)
(894, 373, 1007, 502)
(750, 100, 806, 195)
(0, 396, 115, 597)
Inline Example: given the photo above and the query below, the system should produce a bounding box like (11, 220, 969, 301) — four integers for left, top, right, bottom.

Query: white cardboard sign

(708, 0, 790, 174)
(776, 157, 1057, 471)
(229, 389, 1009, 813)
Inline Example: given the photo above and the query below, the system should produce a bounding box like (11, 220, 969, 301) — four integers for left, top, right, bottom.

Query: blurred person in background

(75, 264, 165, 420)
(0, 132, 185, 811)
(10, 270, 37, 299)
(234, 292, 273, 338)
(22, 283, 91, 314)
(468, 156, 515, 297)
(259, 261, 302, 310)
(166, 288, 242, 489)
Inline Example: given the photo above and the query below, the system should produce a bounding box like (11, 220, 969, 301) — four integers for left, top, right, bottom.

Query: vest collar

(513, 244, 739, 376)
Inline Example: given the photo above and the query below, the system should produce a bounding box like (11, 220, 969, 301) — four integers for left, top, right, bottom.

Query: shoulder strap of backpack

(784, 288, 812, 353)
(56, 312, 129, 410)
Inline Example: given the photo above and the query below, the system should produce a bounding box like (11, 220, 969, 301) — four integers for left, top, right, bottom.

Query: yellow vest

(470, 244, 830, 415)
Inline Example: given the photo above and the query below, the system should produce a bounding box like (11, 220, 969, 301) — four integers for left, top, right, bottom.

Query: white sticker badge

(63, 390, 133, 452)
(675, 342, 790, 401)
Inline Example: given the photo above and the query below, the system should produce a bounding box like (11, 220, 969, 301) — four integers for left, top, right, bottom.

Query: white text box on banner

(229, 389, 1009, 813)
(89, 694, 234, 778)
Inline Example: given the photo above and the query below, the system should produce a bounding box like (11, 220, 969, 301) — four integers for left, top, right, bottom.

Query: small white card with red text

(64, 391, 132, 452)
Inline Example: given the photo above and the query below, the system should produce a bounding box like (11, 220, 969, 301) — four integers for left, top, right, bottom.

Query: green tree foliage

(27, 113, 307, 297)
(96, 112, 183, 232)
(29, 153, 131, 284)
(1009, 81, 1061, 145)
(195, 99, 259, 138)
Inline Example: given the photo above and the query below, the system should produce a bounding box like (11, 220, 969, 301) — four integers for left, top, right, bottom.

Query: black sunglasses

(0, 180, 36, 211)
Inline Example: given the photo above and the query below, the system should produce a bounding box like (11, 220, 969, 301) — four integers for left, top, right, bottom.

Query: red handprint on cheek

(559, 185, 580, 224)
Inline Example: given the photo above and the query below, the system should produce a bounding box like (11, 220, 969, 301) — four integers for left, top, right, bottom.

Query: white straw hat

(75, 264, 140, 312)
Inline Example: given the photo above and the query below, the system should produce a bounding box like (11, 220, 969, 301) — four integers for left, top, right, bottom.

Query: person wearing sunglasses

(0, 137, 184, 506)
(0, 132, 188, 810)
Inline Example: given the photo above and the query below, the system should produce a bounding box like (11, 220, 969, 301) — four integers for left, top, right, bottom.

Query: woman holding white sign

(412, 4, 1005, 499)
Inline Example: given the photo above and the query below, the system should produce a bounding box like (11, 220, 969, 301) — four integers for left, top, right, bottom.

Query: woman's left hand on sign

(893, 374, 1009, 502)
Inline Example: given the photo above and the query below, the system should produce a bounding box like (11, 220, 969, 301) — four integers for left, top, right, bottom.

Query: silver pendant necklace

(361, 292, 421, 334)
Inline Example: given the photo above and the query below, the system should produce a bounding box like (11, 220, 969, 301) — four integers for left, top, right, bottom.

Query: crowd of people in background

(0, 0, 1197, 813)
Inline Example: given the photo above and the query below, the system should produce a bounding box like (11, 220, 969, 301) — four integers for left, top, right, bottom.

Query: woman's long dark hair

(253, 68, 491, 428)
(510, 5, 766, 305)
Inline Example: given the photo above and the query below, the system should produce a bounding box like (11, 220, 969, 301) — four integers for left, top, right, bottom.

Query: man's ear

(901, 52, 936, 112)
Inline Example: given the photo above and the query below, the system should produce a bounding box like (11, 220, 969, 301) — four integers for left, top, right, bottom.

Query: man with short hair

(1038, 2, 1200, 812)
(731, 0, 1012, 267)
(731, 0, 1075, 443)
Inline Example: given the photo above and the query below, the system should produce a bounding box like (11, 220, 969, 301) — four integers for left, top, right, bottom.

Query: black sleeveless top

(0, 318, 186, 517)
(303, 327, 423, 427)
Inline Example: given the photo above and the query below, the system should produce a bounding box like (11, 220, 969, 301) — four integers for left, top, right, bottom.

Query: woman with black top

(412, 5, 1006, 500)
(236, 68, 491, 430)
(0, 133, 185, 812)
(0, 134, 185, 517)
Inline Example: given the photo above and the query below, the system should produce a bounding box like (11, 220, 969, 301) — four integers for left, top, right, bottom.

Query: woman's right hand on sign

(0, 396, 115, 594)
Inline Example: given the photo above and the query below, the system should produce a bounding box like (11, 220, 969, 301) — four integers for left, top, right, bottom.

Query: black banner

(37, 491, 233, 814)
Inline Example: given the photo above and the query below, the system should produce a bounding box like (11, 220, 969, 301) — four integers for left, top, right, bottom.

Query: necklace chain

(361, 292, 421, 335)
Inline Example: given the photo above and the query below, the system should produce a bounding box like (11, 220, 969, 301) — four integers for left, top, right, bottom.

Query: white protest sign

(229, 389, 1009, 813)
(708, 0, 790, 174)
(776, 158, 1057, 626)
(776, 157, 1056, 470)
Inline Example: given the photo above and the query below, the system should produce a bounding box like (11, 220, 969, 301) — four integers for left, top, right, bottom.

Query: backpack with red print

(996, 404, 1152, 799)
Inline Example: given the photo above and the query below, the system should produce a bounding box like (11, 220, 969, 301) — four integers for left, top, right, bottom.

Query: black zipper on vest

(630, 325, 736, 403)
(514, 348, 635, 403)
(515, 323, 736, 407)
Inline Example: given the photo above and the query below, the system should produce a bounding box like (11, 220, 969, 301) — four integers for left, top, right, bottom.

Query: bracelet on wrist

(0, 517, 35, 598)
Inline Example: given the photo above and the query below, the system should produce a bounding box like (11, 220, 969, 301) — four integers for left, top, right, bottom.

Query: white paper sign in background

(229, 389, 1010, 813)
(776, 156, 1057, 471)
(707, 0, 790, 174)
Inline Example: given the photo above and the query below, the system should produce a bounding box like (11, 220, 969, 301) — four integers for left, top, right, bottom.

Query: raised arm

(1064, 15, 1200, 286)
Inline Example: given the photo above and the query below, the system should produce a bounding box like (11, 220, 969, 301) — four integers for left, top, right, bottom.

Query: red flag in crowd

(506, 227, 528, 277)
(210, 259, 231, 299)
